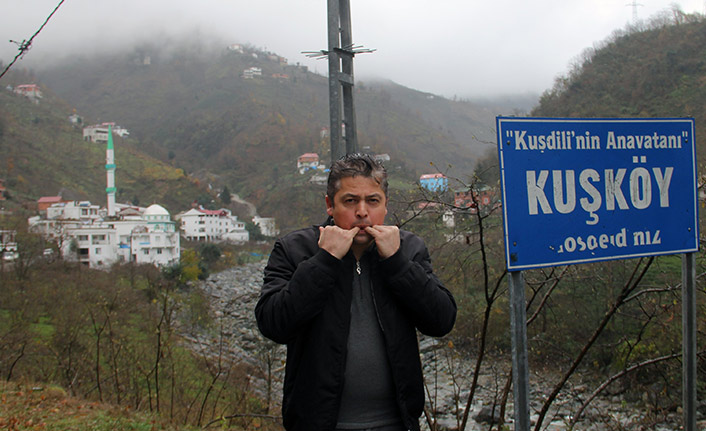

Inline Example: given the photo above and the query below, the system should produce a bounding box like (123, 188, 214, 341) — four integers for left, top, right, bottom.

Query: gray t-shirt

(336, 254, 402, 429)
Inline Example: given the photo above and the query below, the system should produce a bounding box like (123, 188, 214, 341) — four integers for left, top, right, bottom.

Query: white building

(243, 67, 262, 79)
(253, 216, 278, 238)
(176, 207, 249, 243)
(374, 153, 391, 163)
(46, 200, 101, 222)
(0, 229, 18, 260)
(83, 123, 129, 144)
(83, 124, 110, 144)
(29, 203, 180, 269)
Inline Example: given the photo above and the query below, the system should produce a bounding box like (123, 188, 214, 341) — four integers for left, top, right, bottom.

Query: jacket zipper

(357, 257, 410, 430)
(355, 258, 384, 332)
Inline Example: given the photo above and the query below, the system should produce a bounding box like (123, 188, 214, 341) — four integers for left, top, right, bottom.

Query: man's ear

(325, 195, 333, 216)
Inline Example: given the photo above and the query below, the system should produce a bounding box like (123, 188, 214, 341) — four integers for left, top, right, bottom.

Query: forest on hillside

(535, 6, 706, 158)
(0, 78, 206, 214)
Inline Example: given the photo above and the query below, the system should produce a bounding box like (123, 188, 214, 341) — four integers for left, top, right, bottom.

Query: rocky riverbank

(195, 261, 702, 431)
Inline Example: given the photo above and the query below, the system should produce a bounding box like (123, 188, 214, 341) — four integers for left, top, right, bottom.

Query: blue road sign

(496, 117, 699, 271)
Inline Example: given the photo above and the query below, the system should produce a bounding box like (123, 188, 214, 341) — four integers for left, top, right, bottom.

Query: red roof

(298, 152, 319, 160)
(37, 196, 63, 203)
(198, 208, 229, 216)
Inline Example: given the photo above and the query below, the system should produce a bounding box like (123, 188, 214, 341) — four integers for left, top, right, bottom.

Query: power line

(0, 0, 67, 80)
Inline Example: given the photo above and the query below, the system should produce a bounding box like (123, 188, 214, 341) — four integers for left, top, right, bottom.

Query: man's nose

(355, 201, 368, 217)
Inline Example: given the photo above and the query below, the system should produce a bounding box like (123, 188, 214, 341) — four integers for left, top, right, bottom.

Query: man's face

(326, 176, 388, 246)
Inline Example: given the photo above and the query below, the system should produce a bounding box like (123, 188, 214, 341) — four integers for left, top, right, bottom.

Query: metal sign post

(683, 252, 697, 431)
(496, 117, 699, 430)
(509, 271, 530, 431)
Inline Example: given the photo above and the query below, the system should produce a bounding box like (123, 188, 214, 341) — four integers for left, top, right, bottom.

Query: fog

(1, 0, 705, 98)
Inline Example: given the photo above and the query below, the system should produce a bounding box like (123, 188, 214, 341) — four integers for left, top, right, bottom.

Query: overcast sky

(2, 0, 705, 98)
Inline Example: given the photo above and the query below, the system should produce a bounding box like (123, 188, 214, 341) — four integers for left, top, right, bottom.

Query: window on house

(95, 248, 101, 255)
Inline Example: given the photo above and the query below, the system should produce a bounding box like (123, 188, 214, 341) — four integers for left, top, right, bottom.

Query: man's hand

(318, 225, 360, 259)
(364, 225, 400, 259)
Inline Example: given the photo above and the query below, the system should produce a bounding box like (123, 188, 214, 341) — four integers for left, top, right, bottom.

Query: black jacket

(255, 221, 457, 431)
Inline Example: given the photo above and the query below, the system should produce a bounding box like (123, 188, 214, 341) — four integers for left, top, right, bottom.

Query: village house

(83, 123, 129, 143)
(297, 153, 325, 174)
(37, 195, 65, 212)
(68, 113, 83, 126)
(46, 200, 101, 221)
(243, 67, 262, 79)
(419, 173, 448, 192)
(14, 84, 42, 103)
(374, 154, 391, 163)
(176, 207, 249, 243)
(454, 187, 499, 214)
(0, 229, 18, 261)
(83, 124, 110, 144)
(253, 216, 278, 238)
(267, 54, 288, 65)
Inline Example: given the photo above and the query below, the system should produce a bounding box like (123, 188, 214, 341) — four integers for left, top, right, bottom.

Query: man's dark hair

(327, 153, 388, 199)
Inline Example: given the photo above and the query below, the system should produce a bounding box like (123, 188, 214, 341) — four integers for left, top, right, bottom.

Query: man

(255, 153, 456, 431)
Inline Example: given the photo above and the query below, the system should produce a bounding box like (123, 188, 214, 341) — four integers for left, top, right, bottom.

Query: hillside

(31, 36, 497, 213)
(534, 11, 706, 159)
(0, 69, 208, 215)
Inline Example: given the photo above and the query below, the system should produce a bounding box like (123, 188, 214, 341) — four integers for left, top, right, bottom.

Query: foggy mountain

(33, 34, 501, 179)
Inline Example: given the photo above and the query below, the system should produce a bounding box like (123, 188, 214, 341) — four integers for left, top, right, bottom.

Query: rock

(473, 406, 502, 424)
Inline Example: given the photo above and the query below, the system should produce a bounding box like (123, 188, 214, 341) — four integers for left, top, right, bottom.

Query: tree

(198, 243, 221, 267)
(245, 221, 266, 241)
(196, 194, 216, 210)
(219, 186, 232, 205)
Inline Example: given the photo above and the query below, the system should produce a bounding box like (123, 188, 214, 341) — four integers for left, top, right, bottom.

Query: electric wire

(0, 0, 67, 80)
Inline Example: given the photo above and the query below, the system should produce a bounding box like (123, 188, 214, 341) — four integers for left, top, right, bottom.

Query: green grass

(30, 316, 55, 338)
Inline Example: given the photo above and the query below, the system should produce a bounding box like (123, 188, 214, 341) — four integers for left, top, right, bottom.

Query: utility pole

(305, 0, 374, 164)
(328, 0, 355, 162)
